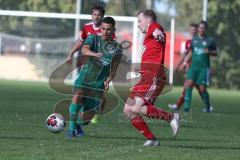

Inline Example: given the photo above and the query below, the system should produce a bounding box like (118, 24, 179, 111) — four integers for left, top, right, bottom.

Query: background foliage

(0, 0, 239, 89)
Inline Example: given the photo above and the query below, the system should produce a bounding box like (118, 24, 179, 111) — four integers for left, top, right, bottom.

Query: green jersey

(191, 35, 217, 68)
(74, 35, 122, 90)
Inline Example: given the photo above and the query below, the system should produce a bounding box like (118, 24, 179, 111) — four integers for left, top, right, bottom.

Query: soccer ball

(46, 113, 65, 133)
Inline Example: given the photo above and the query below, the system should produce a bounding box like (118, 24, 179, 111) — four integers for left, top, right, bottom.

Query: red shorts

(129, 70, 166, 105)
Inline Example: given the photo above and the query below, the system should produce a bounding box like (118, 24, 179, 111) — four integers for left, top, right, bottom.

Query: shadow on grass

(164, 144, 240, 151)
(1, 135, 239, 151)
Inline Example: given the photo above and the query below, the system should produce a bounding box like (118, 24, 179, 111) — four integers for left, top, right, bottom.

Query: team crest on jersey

(202, 41, 207, 46)
(104, 42, 118, 55)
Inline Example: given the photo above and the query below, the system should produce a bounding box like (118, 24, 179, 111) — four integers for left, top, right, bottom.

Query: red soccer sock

(131, 115, 156, 140)
(176, 88, 186, 108)
(147, 105, 173, 122)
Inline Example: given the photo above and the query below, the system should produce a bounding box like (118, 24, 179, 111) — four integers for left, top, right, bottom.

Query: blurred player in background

(168, 23, 202, 110)
(183, 20, 217, 112)
(123, 9, 179, 146)
(66, 5, 105, 64)
(67, 17, 122, 137)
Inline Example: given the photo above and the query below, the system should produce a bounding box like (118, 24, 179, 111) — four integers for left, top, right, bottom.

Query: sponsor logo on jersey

(194, 47, 204, 54)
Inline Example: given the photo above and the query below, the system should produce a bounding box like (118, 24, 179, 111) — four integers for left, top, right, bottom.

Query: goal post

(169, 18, 175, 85)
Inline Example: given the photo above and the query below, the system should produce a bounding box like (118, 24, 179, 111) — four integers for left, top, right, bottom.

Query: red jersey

(80, 22, 116, 41)
(184, 39, 192, 68)
(141, 22, 166, 73)
(185, 39, 191, 51)
(80, 22, 101, 41)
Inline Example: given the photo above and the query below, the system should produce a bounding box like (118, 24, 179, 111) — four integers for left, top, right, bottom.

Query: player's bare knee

(139, 105, 147, 115)
(72, 90, 83, 104)
(131, 105, 141, 115)
(199, 86, 206, 93)
(123, 104, 132, 115)
(186, 80, 194, 88)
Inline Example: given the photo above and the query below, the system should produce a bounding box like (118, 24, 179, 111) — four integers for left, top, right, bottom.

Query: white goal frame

(0, 9, 139, 62)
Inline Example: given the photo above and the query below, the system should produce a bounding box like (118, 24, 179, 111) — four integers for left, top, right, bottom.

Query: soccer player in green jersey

(67, 17, 122, 137)
(168, 23, 200, 110)
(183, 20, 217, 112)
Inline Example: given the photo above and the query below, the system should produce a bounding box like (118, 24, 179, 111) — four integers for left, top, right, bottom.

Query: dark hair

(102, 17, 115, 28)
(91, 5, 105, 16)
(137, 9, 157, 22)
(199, 20, 208, 29)
(190, 22, 198, 28)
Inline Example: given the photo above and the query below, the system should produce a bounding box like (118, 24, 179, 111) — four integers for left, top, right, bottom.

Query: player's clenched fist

(152, 29, 165, 42)
(95, 53, 103, 59)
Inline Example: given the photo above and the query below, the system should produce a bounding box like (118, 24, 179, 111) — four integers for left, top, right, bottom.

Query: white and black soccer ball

(46, 113, 65, 133)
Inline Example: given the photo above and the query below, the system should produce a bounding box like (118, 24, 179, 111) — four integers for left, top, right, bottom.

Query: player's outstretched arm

(175, 48, 192, 72)
(175, 54, 186, 72)
(66, 39, 83, 64)
(81, 45, 103, 58)
(152, 29, 165, 42)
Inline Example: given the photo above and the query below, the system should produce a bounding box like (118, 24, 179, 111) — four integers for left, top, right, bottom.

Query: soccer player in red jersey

(168, 23, 202, 110)
(66, 5, 105, 64)
(123, 9, 179, 146)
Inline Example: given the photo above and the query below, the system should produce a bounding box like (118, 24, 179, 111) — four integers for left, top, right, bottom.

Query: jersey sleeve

(148, 22, 164, 33)
(81, 26, 88, 41)
(147, 22, 165, 37)
(146, 22, 166, 44)
(185, 39, 192, 51)
(83, 35, 95, 47)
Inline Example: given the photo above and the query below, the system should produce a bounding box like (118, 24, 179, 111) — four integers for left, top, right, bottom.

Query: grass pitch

(0, 80, 239, 160)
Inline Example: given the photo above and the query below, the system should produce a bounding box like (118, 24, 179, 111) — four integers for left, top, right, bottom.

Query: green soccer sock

(69, 103, 81, 131)
(201, 90, 210, 107)
(184, 87, 193, 111)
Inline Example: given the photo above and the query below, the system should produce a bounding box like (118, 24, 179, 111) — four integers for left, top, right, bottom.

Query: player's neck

(94, 23, 101, 28)
(146, 22, 152, 34)
(198, 34, 206, 39)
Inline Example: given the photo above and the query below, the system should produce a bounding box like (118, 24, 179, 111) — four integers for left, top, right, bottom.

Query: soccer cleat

(170, 113, 180, 137)
(168, 104, 178, 110)
(75, 125, 85, 137)
(202, 106, 213, 112)
(91, 114, 101, 124)
(66, 130, 75, 138)
(143, 139, 160, 146)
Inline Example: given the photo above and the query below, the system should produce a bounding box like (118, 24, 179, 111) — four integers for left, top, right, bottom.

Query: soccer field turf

(0, 80, 240, 160)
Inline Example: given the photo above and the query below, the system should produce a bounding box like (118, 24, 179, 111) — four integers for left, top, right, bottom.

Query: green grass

(0, 80, 240, 160)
